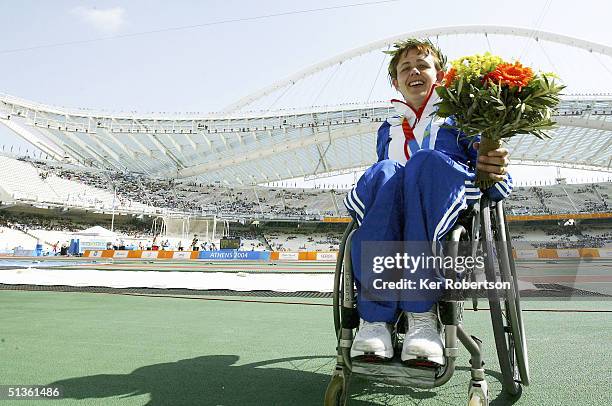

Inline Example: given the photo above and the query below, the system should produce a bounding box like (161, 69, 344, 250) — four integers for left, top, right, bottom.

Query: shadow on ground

(48, 355, 344, 405)
(48, 356, 519, 405)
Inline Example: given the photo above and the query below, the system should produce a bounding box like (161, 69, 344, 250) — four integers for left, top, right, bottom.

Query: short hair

(384, 38, 447, 81)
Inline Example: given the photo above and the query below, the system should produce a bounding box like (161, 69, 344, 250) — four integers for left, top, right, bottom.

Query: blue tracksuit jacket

(343, 88, 513, 321)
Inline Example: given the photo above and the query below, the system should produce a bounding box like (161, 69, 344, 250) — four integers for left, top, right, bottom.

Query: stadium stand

(0, 153, 610, 254)
(0, 155, 153, 212)
(509, 221, 612, 248)
(3, 154, 609, 220)
(265, 233, 341, 252)
(0, 227, 39, 252)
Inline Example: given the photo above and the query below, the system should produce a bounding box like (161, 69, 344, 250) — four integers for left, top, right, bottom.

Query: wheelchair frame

(324, 197, 530, 406)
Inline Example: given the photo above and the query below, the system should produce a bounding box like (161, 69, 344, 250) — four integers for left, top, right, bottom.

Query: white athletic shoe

(350, 320, 394, 360)
(401, 308, 444, 366)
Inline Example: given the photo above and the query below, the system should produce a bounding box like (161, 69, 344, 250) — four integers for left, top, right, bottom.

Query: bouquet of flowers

(435, 53, 564, 188)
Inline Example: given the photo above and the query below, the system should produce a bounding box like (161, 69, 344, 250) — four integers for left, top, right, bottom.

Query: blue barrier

(69, 239, 80, 255)
(198, 250, 270, 261)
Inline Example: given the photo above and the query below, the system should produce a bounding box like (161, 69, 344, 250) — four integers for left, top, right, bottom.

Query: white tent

(74, 226, 117, 238)
(72, 226, 118, 252)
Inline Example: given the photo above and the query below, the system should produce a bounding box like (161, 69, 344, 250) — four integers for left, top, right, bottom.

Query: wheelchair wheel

(334, 221, 357, 338)
(324, 374, 347, 406)
(481, 198, 529, 396)
(499, 202, 530, 387)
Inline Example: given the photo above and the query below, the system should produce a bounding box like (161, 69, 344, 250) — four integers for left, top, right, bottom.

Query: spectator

(191, 234, 199, 251)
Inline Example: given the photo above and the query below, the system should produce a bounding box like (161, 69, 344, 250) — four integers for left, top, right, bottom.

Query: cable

(0, 0, 401, 55)
(366, 51, 388, 103)
(484, 33, 493, 53)
(519, 0, 552, 60)
(537, 40, 559, 73)
(265, 85, 293, 112)
(311, 62, 342, 106)
(593, 53, 612, 77)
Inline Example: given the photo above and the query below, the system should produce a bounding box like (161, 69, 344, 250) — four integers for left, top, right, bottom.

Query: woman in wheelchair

(343, 39, 512, 366)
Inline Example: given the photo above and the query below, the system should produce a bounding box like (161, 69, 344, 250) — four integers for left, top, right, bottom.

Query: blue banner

(198, 250, 270, 261)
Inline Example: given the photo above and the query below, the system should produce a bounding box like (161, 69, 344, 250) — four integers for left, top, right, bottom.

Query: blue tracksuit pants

(349, 149, 478, 322)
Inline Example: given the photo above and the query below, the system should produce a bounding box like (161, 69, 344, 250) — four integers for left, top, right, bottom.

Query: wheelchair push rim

(333, 220, 357, 338)
(481, 197, 530, 395)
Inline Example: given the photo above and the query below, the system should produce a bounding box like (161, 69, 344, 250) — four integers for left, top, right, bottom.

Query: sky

(1, 0, 611, 184)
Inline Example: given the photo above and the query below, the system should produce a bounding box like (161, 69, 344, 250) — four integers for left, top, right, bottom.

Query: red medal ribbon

(402, 117, 416, 161)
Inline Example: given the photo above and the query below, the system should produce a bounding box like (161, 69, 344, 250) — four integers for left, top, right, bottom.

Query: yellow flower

(450, 53, 504, 81)
(541, 71, 560, 79)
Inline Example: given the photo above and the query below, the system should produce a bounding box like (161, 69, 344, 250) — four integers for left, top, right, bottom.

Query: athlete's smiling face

(392, 48, 444, 110)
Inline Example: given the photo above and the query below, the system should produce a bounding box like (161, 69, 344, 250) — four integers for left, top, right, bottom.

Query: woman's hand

(473, 142, 510, 182)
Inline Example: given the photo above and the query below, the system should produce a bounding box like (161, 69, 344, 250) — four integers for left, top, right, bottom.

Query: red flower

(443, 68, 457, 88)
(483, 62, 534, 90)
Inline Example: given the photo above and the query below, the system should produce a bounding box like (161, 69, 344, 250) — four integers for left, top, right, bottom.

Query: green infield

(1, 289, 610, 405)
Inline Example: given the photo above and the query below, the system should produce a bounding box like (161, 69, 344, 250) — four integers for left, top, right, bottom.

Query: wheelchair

(324, 196, 530, 406)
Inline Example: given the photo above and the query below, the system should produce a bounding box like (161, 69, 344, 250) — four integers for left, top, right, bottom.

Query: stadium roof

(2, 93, 611, 185)
(1, 26, 612, 184)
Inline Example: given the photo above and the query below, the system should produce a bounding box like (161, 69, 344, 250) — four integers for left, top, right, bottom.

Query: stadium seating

(265, 233, 340, 251)
(0, 226, 39, 251)
(4, 154, 610, 220)
(509, 221, 612, 249)
(0, 156, 62, 203)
